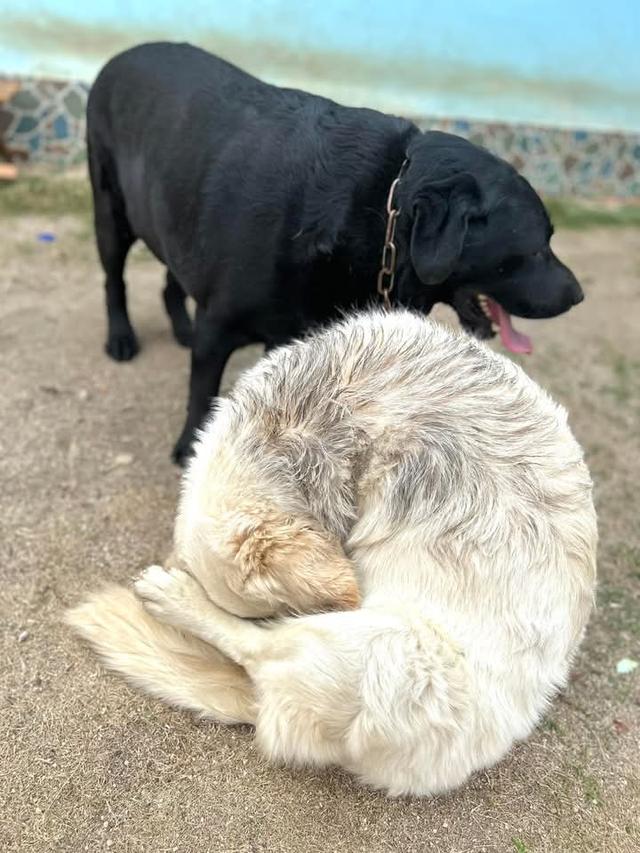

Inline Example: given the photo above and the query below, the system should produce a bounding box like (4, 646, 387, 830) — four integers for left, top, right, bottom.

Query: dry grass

(0, 180, 639, 852)
(0, 169, 92, 219)
(3, 170, 640, 230)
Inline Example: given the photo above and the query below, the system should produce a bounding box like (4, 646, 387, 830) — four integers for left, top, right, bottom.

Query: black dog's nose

(572, 286, 585, 305)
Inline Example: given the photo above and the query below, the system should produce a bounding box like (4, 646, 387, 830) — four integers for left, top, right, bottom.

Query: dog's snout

(562, 267, 584, 307)
(571, 285, 585, 306)
(549, 251, 584, 310)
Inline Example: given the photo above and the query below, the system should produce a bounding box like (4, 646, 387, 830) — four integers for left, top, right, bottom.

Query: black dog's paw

(106, 330, 140, 361)
(172, 322, 194, 348)
(171, 433, 195, 467)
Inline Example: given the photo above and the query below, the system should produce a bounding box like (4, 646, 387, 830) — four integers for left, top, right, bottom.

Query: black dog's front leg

(171, 308, 243, 466)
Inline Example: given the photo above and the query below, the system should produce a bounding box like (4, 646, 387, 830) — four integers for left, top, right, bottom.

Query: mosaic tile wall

(1, 76, 639, 197)
(0, 77, 88, 166)
(419, 117, 640, 199)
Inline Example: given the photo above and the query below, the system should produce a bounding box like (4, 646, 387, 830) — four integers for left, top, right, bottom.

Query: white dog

(67, 310, 597, 796)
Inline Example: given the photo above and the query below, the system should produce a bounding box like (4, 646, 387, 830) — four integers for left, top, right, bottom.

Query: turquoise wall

(1, 1, 639, 131)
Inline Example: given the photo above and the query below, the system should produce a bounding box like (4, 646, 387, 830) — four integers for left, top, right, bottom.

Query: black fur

(87, 42, 583, 465)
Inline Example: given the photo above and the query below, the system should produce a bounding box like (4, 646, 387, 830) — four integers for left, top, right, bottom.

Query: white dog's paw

(134, 564, 204, 624)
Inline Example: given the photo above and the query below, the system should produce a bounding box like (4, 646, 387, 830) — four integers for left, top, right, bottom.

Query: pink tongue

(486, 298, 533, 355)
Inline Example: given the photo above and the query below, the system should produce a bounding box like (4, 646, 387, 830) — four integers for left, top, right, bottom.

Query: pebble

(113, 453, 133, 466)
(616, 657, 638, 675)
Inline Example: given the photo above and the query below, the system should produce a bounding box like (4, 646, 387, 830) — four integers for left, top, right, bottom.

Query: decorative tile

(63, 89, 85, 119)
(15, 114, 38, 134)
(53, 114, 69, 139)
(12, 89, 39, 110)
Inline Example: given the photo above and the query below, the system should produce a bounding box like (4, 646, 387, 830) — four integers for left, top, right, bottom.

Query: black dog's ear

(410, 173, 482, 285)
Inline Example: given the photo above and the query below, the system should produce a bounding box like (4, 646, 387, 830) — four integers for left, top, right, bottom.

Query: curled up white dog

(67, 310, 597, 796)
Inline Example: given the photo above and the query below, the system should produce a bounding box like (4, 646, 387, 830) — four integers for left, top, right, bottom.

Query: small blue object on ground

(37, 232, 56, 242)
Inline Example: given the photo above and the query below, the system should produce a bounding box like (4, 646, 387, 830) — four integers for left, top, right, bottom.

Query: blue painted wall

(1, 1, 639, 131)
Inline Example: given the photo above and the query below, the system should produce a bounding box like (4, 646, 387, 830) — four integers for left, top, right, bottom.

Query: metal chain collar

(376, 158, 409, 310)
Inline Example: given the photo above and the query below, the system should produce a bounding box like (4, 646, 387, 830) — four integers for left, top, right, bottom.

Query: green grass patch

(545, 197, 640, 230)
(597, 343, 640, 406)
(579, 771, 602, 806)
(598, 580, 640, 637)
(512, 838, 529, 853)
(614, 543, 640, 576)
(540, 717, 564, 736)
(0, 174, 92, 219)
(605, 353, 637, 404)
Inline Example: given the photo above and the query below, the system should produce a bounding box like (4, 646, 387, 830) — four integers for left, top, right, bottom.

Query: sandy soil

(1, 211, 639, 852)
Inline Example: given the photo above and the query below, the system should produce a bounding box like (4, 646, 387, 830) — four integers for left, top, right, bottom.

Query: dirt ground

(1, 192, 639, 852)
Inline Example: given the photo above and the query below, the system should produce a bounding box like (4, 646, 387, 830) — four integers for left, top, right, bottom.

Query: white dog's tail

(65, 585, 256, 724)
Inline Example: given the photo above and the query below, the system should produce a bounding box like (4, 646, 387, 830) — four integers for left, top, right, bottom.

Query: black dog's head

(396, 131, 583, 353)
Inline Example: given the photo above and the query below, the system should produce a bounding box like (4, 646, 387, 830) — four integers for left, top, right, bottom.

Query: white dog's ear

(229, 514, 360, 614)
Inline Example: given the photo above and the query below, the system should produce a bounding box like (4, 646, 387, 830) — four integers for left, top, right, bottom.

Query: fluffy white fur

(67, 310, 597, 796)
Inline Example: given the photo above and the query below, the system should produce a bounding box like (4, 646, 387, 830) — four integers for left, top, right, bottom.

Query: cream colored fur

(67, 310, 597, 796)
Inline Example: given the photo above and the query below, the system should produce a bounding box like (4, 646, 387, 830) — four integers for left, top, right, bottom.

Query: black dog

(87, 42, 583, 464)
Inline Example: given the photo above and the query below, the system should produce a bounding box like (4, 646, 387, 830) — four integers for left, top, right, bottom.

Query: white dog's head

(174, 411, 359, 618)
